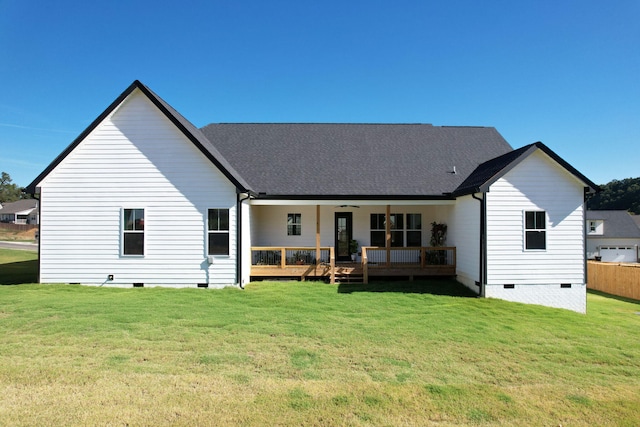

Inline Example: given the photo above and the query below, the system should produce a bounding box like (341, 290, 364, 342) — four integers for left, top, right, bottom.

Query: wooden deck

(250, 246, 456, 283)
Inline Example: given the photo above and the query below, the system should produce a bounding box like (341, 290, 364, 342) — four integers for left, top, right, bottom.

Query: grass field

(1, 250, 639, 426)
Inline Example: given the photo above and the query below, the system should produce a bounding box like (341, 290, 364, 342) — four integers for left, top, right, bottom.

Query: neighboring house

(0, 199, 39, 224)
(27, 81, 598, 313)
(586, 210, 640, 263)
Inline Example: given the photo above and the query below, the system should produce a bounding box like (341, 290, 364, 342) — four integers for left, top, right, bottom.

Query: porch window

(287, 213, 301, 236)
(525, 211, 546, 250)
(123, 208, 144, 256)
(370, 213, 404, 247)
(406, 213, 422, 246)
(208, 208, 229, 255)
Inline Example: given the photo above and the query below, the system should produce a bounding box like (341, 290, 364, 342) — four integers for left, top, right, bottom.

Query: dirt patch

(0, 227, 37, 241)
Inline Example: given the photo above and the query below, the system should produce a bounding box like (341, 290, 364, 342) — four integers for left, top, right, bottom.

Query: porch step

(334, 274, 364, 284)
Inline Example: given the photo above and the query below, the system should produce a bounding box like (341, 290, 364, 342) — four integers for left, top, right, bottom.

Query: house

(0, 199, 39, 224)
(586, 210, 640, 263)
(26, 80, 598, 313)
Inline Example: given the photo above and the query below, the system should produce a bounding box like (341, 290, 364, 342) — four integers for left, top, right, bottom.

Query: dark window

(370, 214, 385, 247)
(370, 213, 405, 247)
(287, 213, 301, 236)
(525, 211, 546, 250)
(208, 209, 230, 255)
(406, 214, 422, 247)
(123, 209, 144, 255)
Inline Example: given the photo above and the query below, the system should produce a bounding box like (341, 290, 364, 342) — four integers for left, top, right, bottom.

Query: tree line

(0, 172, 33, 204)
(587, 177, 640, 214)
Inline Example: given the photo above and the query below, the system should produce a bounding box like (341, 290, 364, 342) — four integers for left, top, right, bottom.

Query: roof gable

(26, 81, 252, 194)
(453, 141, 599, 196)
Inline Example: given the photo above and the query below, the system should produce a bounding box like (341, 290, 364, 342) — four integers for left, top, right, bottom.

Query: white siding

(37, 89, 238, 287)
(251, 204, 451, 250)
(448, 194, 480, 292)
(484, 150, 587, 312)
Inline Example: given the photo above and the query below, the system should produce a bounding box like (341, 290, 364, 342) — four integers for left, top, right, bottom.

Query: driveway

(0, 241, 38, 252)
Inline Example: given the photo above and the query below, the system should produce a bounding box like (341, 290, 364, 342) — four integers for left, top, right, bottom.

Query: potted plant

(428, 222, 448, 265)
(349, 239, 359, 261)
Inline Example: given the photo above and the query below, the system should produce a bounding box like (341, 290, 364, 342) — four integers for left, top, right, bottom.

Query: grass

(1, 250, 639, 425)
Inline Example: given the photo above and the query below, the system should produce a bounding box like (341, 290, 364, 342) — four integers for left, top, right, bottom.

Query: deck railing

(252, 247, 334, 267)
(362, 246, 456, 268)
(250, 246, 455, 284)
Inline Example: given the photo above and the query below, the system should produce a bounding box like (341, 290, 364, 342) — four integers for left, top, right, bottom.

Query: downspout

(236, 192, 252, 289)
(35, 190, 42, 283)
(472, 193, 486, 296)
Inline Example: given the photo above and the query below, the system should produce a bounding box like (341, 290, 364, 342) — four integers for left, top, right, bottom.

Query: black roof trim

(26, 80, 252, 194)
(253, 194, 456, 201)
(452, 141, 599, 196)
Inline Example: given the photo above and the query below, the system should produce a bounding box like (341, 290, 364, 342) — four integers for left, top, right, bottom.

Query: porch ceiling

(249, 199, 456, 206)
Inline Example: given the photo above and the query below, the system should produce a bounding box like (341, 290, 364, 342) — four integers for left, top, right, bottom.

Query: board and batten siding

(37, 89, 238, 287)
(484, 150, 587, 312)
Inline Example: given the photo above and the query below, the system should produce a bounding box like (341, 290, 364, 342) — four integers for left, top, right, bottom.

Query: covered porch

(247, 200, 457, 283)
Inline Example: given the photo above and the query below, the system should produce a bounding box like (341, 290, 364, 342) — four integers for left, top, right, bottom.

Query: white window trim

(121, 207, 145, 257)
(287, 213, 302, 236)
(523, 210, 546, 251)
(208, 208, 230, 257)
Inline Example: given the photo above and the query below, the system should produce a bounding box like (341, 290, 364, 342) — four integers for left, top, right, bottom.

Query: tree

(587, 177, 640, 214)
(0, 172, 25, 204)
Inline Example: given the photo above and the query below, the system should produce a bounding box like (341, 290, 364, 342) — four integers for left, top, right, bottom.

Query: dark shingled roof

(27, 81, 598, 200)
(200, 123, 512, 197)
(0, 199, 38, 214)
(586, 210, 640, 238)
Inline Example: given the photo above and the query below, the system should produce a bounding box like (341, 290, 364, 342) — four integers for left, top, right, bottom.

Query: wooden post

(281, 248, 286, 269)
(330, 246, 335, 284)
(385, 205, 391, 268)
(316, 205, 321, 267)
(362, 247, 369, 284)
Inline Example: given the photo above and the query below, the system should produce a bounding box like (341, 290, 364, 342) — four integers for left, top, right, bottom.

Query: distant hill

(587, 177, 640, 214)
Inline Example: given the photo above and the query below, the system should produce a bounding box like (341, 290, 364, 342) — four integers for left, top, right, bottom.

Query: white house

(27, 81, 598, 312)
(586, 210, 640, 263)
(0, 199, 39, 224)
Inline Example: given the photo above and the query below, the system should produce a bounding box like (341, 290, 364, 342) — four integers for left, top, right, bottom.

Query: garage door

(599, 246, 637, 263)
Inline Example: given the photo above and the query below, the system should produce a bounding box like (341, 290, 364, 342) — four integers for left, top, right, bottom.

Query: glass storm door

(335, 212, 353, 262)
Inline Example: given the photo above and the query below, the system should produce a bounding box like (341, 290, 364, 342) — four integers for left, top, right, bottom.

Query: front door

(335, 212, 353, 262)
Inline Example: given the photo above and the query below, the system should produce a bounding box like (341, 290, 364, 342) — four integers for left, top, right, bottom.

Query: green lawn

(1, 250, 639, 426)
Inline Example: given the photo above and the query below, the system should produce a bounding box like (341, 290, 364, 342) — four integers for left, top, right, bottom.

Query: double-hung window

(525, 211, 546, 250)
(123, 208, 144, 255)
(370, 213, 404, 247)
(287, 213, 301, 236)
(208, 208, 230, 255)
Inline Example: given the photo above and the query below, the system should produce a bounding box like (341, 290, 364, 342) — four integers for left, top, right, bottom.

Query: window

(370, 214, 385, 247)
(123, 208, 144, 255)
(406, 214, 422, 247)
(287, 213, 301, 236)
(370, 213, 404, 247)
(525, 211, 546, 250)
(208, 209, 229, 255)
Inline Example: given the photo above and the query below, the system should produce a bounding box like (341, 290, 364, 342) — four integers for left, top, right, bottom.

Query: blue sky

(1, 0, 638, 188)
